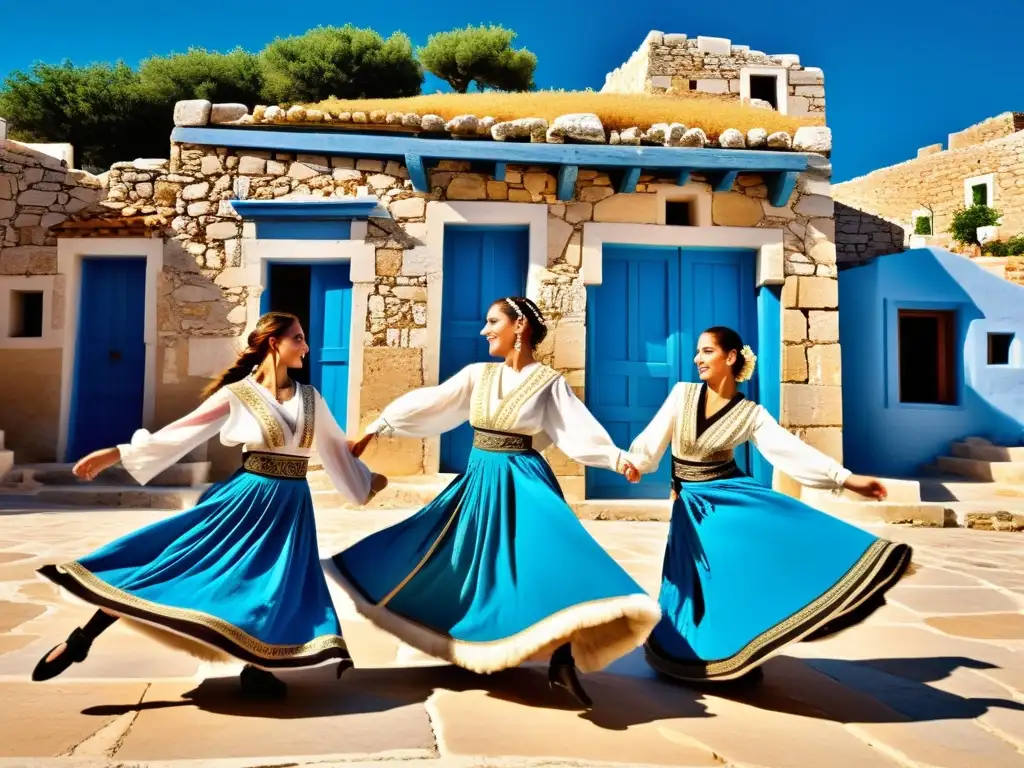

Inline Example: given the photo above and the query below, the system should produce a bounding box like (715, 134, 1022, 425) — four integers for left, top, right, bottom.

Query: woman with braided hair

(32, 312, 387, 699)
(328, 296, 660, 710)
(622, 326, 914, 686)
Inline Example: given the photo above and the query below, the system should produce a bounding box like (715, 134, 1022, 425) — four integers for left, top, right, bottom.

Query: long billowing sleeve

(117, 388, 231, 487)
(749, 406, 851, 490)
(314, 390, 373, 505)
(366, 365, 476, 439)
(542, 377, 633, 472)
(627, 384, 679, 474)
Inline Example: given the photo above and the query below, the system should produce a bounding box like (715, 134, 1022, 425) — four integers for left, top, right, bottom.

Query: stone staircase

(800, 477, 956, 528)
(0, 460, 212, 510)
(935, 437, 1024, 484)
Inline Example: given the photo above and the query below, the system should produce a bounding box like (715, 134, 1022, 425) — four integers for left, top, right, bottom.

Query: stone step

(0, 450, 12, 481)
(32, 485, 206, 510)
(570, 499, 672, 522)
(800, 488, 955, 528)
(311, 476, 455, 510)
(10, 462, 212, 488)
(936, 456, 1024, 484)
(951, 442, 1024, 463)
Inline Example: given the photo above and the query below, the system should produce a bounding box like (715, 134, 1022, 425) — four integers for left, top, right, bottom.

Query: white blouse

(116, 377, 373, 504)
(367, 362, 637, 472)
(629, 382, 851, 490)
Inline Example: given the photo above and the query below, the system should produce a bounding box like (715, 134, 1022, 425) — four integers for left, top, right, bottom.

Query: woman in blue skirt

(330, 297, 660, 710)
(32, 312, 386, 698)
(622, 326, 914, 684)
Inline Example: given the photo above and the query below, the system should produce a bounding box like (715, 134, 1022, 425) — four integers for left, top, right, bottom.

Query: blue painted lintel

(172, 127, 810, 177)
(230, 197, 390, 220)
(706, 170, 739, 192)
(676, 169, 692, 186)
(618, 167, 642, 194)
(494, 162, 507, 181)
(405, 153, 428, 193)
(766, 171, 800, 207)
(557, 165, 579, 201)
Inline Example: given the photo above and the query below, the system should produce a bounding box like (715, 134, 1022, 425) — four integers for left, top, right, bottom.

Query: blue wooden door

(678, 249, 759, 477)
(68, 258, 147, 460)
(586, 245, 681, 499)
(309, 264, 353, 430)
(439, 226, 528, 472)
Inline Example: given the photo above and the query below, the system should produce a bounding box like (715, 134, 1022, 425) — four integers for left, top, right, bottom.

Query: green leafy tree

(949, 204, 1002, 246)
(260, 25, 422, 103)
(0, 61, 151, 169)
(419, 25, 536, 93)
(137, 47, 265, 105)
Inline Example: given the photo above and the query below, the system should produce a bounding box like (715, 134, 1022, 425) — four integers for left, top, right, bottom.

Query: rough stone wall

(833, 130, 1024, 247)
(602, 32, 824, 117)
(948, 113, 1024, 151)
(93, 139, 837, 492)
(0, 140, 104, 277)
(834, 202, 906, 268)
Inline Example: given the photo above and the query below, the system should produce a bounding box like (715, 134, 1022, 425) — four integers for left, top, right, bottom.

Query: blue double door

(586, 245, 764, 499)
(439, 226, 529, 472)
(262, 263, 352, 429)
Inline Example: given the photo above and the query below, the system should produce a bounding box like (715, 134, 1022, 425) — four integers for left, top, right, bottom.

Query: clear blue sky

(2, 0, 1022, 182)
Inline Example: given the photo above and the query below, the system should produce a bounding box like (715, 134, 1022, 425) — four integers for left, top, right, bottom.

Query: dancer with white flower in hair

(329, 296, 661, 710)
(622, 326, 914, 685)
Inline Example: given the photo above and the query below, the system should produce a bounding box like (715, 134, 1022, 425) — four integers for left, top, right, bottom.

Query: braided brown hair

(201, 311, 300, 400)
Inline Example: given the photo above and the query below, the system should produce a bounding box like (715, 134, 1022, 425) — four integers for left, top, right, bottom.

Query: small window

(689, 79, 698, 90)
(898, 310, 957, 405)
(749, 75, 779, 109)
(988, 333, 1013, 365)
(10, 291, 43, 338)
(665, 201, 692, 226)
(972, 183, 988, 207)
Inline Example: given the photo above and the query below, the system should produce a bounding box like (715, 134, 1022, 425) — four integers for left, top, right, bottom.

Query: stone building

(0, 32, 841, 508)
(601, 31, 825, 117)
(834, 112, 1024, 251)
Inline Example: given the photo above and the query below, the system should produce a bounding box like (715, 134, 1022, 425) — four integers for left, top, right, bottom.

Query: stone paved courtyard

(0, 504, 1023, 768)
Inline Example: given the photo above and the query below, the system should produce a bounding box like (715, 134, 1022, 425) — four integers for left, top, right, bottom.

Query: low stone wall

(0, 140, 104, 277)
(948, 113, 1024, 151)
(834, 130, 1024, 245)
(835, 202, 906, 268)
(602, 31, 824, 117)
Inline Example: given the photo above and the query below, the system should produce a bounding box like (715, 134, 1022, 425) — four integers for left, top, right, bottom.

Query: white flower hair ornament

(735, 345, 757, 383)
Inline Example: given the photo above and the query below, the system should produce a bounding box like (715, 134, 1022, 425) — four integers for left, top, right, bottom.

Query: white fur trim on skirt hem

(322, 557, 661, 674)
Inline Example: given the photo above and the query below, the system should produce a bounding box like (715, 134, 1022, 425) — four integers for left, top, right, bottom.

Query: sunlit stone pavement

(1, 504, 1023, 767)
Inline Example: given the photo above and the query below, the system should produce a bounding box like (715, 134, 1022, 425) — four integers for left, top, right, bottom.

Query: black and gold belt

(472, 428, 533, 453)
(242, 451, 309, 479)
(671, 456, 738, 491)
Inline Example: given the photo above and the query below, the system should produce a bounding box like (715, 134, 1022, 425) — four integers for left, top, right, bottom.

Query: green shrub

(983, 240, 1010, 257)
(949, 204, 1002, 246)
(914, 216, 932, 235)
(1007, 235, 1024, 256)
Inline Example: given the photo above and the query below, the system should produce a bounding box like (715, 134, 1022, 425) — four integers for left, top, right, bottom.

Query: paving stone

(890, 586, 1021, 615)
(926, 613, 1024, 640)
(0, 601, 46, 632)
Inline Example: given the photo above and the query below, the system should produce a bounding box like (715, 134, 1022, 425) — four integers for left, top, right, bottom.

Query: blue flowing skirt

(327, 447, 661, 674)
(645, 475, 913, 681)
(39, 468, 349, 669)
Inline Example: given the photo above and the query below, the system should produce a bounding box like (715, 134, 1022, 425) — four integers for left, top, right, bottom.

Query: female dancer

(330, 297, 660, 710)
(32, 312, 386, 698)
(622, 326, 914, 685)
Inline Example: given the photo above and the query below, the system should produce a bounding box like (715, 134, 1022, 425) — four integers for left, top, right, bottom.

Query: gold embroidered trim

(671, 457, 738, 483)
(228, 380, 286, 449)
(243, 452, 309, 479)
(473, 430, 533, 452)
(298, 384, 316, 449)
(673, 383, 757, 462)
(490, 365, 560, 432)
(57, 561, 348, 660)
(651, 538, 899, 677)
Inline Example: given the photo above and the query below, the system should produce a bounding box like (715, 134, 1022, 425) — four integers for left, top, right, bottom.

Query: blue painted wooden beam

(706, 170, 739, 192)
(557, 165, 579, 201)
(676, 169, 691, 186)
(618, 167, 642, 194)
(766, 170, 800, 207)
(173, 127, 809, 174)
(231, 198, 390, 220)
(494, 162, 507, 182)
(405, 153, 428, 193)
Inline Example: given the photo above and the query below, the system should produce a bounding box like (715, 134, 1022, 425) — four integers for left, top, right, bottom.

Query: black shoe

(548, 662, 593, 710)
(337, 658, 354, 678)
(32, 628, 92, 682)
(239, 664, 288, 700)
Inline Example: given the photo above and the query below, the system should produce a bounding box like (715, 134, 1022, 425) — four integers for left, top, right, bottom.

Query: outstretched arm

(749, 406, 852, 491)
(364, 365, 476, 440)
(77, 388, 232, 487)
(542, 378, 637, 473)
(626, 384, 679, 475)
(313, 391, 374, 505)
